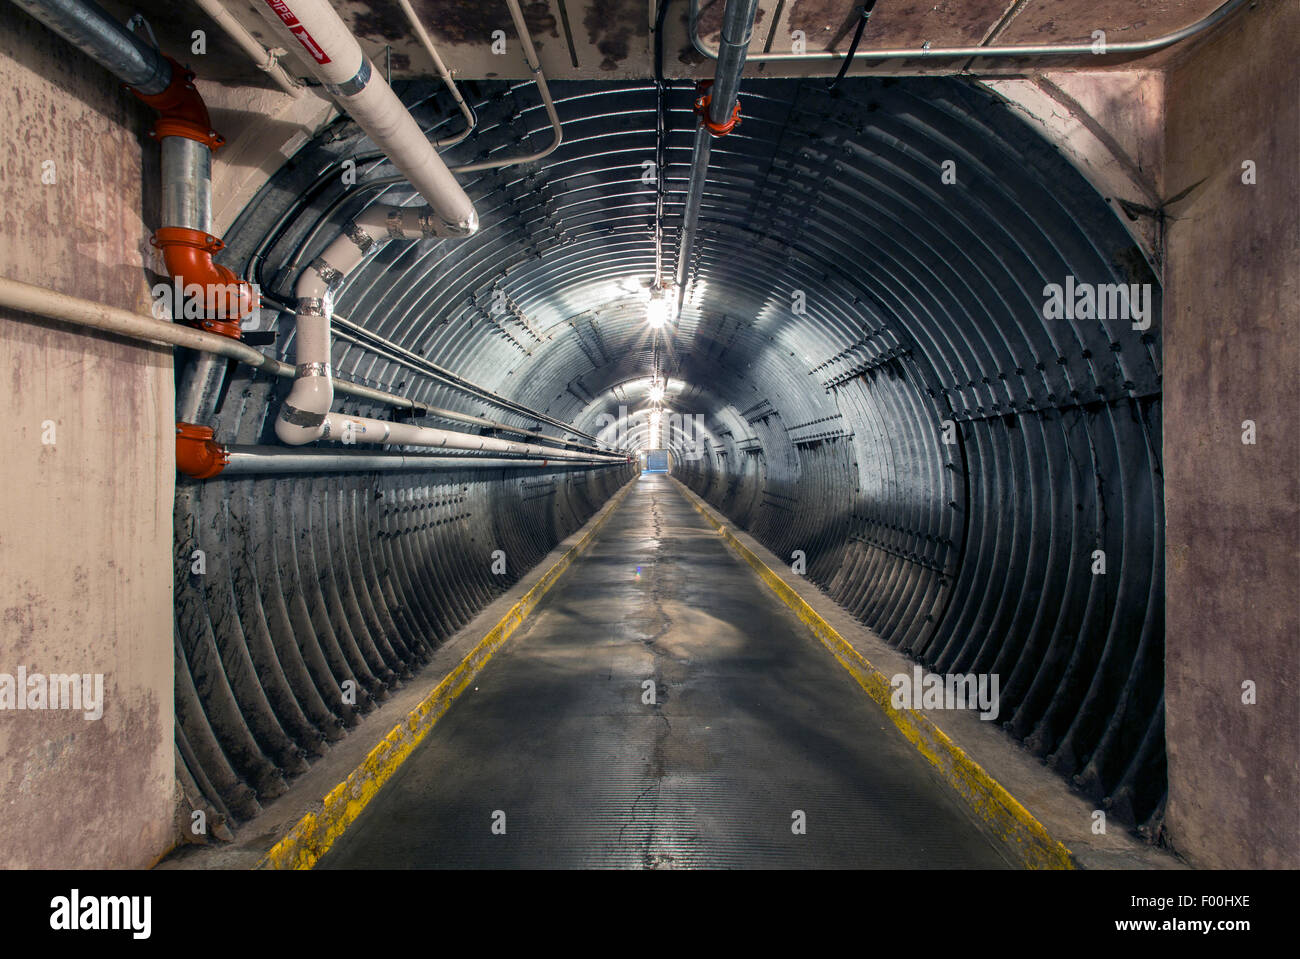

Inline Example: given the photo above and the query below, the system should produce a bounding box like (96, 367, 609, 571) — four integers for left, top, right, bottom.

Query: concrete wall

(1163, 0, 1300, 869)
(0, 4, 174, 868)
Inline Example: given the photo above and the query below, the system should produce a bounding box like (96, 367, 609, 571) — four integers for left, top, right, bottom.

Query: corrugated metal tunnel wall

(178, 74, 1163, 835)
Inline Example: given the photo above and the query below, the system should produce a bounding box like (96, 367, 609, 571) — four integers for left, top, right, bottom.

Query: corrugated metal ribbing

(175, 75, 1162, 837)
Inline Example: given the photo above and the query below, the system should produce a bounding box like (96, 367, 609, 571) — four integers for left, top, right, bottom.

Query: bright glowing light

(646, 294, 671, 329)
(648, 381, 665, 403)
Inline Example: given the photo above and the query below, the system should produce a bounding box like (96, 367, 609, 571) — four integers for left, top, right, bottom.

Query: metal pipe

(9, 0, 171, 94)
(447, 0, 562, 173)
(221, 447, 627, 474)
(317, 412, 626, 461)
(689, 0, 1250, 65)
(160, 136, 212, 234)
(0, 277, 611, 455)
(396, 0, 475, 147)
(674, 0, 759, 320)
(175, 352, 227, 425)
(191, 0, 300, 95)
(327, 311, 605, 443)
(674, 125, 712, 305)
(709, 0, 760, 126)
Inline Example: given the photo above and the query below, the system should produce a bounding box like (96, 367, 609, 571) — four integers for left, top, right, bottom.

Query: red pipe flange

(150, 227, 256, 337)
(176, 422, 228, 479)
(127, 55, 225, 151)
(693, 80, 742, 137)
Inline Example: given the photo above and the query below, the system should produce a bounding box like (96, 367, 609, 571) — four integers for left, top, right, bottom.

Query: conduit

(396, 0, 474, 147)
(12, 0, 257, 337)
(446, 0, 562, 173)
(675, 0, 760, 318)
(689, 0, 1250, 65)
(0, 276, 614, 458)
(220, 448, 629, 475)
(193, 0, 300, 96)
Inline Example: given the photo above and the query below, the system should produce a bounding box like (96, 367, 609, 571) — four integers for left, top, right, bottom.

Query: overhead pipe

(10, 0, 257, 340)
(8, 0, 171, 94)
(253, 0, 477, 236)
(220, 448, 631, 475)
(0, 277, 614, 458)
(395, 0, 475, 146)
(674, 0, 760, 320)
(310, 413, 626, 462)
(192, 0, 300, 96)
(447, 0, 562, 173)
(688, 0, 1250, 65)
(249, 0, 515, 451)
(703, 0, 760, 130)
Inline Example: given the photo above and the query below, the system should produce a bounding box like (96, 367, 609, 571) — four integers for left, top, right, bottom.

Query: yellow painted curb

(257, 477, 637, 870)
(676, 480, 1076, 871)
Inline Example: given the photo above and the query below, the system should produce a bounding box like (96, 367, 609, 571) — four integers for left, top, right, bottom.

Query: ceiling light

(646, 295, 670, 329)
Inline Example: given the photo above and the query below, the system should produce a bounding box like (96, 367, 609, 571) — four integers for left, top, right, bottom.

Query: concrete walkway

(320, 474, 1011, 868)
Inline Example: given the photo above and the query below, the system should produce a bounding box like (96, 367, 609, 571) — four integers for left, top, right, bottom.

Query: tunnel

(0, 0, 1295, 884)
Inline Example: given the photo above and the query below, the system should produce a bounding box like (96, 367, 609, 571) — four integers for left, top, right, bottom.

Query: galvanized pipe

(709, 0, 761, 127)
(396, 0, 475, 147)
(689, 0, 1250, 65)
(0, 276, 611, 457)
(674, 126, 712, 301)
(318, 412, 626, 462)
(8, 0, 171, 94)
(674, 0, 760, 318)
(222, 447, 626, 474)
(161, 136, 212, 234)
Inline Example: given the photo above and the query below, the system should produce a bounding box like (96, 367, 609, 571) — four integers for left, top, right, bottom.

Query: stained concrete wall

(0, 3, 175, 867)
(1163, 0, 1300, 869)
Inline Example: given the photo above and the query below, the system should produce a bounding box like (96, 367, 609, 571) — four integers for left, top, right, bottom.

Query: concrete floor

(320, 474, 1013, 868)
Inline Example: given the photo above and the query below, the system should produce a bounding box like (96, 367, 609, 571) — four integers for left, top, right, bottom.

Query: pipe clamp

(279, 403, 327, 428)
(324, 57, 371, 98)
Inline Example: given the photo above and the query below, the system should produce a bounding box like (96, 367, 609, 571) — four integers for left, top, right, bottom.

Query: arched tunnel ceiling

(101, 0, 1228, 85)
(208, 72, 1165, 831)
(228, 75, 1158, 453)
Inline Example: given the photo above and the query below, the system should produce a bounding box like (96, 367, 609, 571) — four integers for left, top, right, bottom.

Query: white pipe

(319, 413, 626, 463)
(222, 448, 626, 474)
(275, 204, 464, 445)
(396, 0, 474, 147)
(193, 0, 300, 95)
(0, 276, 618, 457)
(253, 0, 477, 236)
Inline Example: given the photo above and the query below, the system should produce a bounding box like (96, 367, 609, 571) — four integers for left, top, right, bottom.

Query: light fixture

(646, 294, 670, 329)
(648, 378, 665, 404)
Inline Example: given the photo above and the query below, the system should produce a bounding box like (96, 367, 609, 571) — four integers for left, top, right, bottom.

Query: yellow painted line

(257, 478, 637, 870)
(676, 480, 1076, 870)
